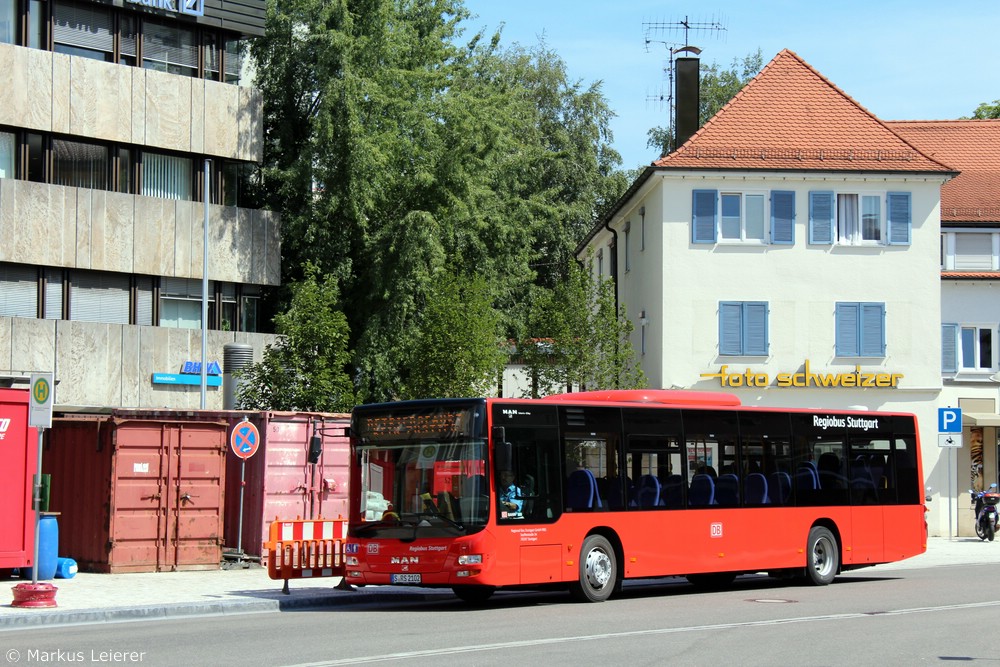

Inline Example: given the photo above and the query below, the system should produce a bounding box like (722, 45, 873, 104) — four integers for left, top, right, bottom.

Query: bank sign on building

(578, 49, 968, 536)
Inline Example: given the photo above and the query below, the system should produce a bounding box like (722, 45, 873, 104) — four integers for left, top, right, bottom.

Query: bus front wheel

(569, 535, 617, 602)
(805, 526, 838, 586)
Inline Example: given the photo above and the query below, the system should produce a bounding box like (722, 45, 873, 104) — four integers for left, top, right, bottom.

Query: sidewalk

(1, 537, 996, 630)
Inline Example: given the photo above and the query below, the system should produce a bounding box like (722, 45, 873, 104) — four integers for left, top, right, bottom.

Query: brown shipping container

(223, 412, 350, 558)
(0, 389, 38, 571)
(44, 413, 228, 573)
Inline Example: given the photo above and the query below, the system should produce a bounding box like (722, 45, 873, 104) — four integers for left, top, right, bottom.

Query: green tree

(235, 263, 355, 411)
(970, 100, 1000, 119)
(647, 49, 764, 157)
(399, 271, 506, 399)
(250, 3, 630, 403)
(520, 262, 645, 397)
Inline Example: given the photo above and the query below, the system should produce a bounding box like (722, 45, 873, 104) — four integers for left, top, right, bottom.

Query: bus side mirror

(492, 427, 511, 471)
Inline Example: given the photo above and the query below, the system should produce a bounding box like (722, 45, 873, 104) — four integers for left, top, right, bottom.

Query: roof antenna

(643, 14, 727, 153)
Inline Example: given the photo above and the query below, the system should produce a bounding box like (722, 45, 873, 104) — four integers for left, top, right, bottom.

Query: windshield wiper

(415, 511, 465, 532)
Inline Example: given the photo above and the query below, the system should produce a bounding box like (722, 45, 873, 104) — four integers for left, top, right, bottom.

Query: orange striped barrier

(263, 516, 347, 593)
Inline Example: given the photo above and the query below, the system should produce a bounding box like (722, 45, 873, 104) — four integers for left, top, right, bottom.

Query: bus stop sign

(29, 373, 53, 429)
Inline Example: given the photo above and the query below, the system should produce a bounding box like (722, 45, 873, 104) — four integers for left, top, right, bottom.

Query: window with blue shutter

(835, 303, 859, 356)
(692, 190, 717, 244)
(770, 191, 794, 244)
(887, 192, 911, 245)
(835, 302, 885, 357)
(744, 302, 768, 354)
(860, 303, 885, 356)
(719, 303, 743, 355)
(809, 191, 835, 244)
(719, 301, 769, 355)
(941, 323, 958, 373)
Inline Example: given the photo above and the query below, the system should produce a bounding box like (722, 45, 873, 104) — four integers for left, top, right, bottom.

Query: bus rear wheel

(569, 535, 617, 602)
(805, 526, 838, 586)
(452, 585, 495, 604)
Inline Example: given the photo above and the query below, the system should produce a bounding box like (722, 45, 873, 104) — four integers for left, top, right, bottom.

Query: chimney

(674, 56, 700, 150)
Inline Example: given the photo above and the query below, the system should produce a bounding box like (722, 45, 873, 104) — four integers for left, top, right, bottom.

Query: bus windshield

(351, 402, 488, 538)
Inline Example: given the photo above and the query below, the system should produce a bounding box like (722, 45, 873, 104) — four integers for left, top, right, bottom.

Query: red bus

(344, 390, 926, 602)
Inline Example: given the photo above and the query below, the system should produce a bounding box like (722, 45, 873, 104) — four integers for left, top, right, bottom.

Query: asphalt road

(2, 563, 998, 666)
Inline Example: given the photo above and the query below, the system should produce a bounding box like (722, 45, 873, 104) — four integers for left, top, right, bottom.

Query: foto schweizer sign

(29, 373, 54, 428)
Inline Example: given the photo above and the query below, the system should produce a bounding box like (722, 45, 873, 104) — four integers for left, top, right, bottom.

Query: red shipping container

(223, 412, 350, 558)
(0, 389, 38, 571)
(45, 413, 228, 573)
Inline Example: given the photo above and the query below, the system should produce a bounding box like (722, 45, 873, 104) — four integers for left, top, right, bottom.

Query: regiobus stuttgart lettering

(813, 415, 880, 431)
(701, 360, 903, 389)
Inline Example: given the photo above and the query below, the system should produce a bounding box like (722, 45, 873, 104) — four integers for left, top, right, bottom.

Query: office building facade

(0, 0, 278, 410)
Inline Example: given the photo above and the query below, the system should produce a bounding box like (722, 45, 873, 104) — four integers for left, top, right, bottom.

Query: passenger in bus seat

(817, 453, 847, 490)
(695, 463, 718, 479)
(436, 491, 458, 520)
(499, 470, 524, 517)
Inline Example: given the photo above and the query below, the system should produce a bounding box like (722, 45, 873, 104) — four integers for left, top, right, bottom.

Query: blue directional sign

(152, 373, 221, 387)
(938, 407, 962, 434)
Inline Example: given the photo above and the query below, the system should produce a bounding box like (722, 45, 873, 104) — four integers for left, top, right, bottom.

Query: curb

(1, 589, 451, 630)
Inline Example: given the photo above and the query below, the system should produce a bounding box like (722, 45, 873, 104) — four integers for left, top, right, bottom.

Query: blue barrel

(37, 514, 59, 581)
(55, 557, 77, 579)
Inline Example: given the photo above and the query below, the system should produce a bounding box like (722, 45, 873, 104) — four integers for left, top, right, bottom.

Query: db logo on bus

(710, 522, 724, 538)
(0, 418, 9, 440)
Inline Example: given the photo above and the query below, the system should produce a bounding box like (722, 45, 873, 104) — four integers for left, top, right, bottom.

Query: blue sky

(460, 0, 1000, 169)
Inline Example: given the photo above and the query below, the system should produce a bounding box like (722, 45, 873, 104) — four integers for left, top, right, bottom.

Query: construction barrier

(263, 517, 347, 593)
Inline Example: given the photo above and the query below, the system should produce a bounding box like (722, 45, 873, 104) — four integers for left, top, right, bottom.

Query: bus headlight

(457, 554, 482, 565)
(346, 556, 359, 566)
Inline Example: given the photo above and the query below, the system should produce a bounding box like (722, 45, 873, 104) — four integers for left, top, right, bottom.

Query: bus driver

(499, 470, 523, 518)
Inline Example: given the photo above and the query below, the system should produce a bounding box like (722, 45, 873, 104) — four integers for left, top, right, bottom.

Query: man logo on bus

(711, 522, 723, 538)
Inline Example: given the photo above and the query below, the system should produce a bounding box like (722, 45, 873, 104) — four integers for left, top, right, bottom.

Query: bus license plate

(391, 573, 421, 583)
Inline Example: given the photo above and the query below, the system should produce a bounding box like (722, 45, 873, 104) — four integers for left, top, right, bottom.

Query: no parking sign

(230, 420, 260, 459)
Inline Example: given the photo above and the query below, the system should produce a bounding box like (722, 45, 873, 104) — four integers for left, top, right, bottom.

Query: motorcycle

(969, 483, 1000, 542)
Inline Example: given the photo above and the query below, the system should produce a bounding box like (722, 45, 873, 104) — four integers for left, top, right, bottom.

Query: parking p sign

(938, 407, 962, 434)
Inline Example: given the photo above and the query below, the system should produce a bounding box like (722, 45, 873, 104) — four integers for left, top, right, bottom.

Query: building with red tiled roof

(887, 120, 1000, 453)
(576, 49, 988, 538)
(656, 50, 952, 175)
(889, 120, 1000, 224)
